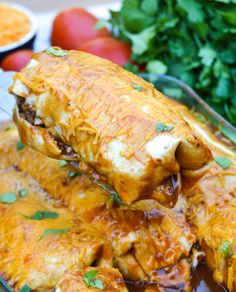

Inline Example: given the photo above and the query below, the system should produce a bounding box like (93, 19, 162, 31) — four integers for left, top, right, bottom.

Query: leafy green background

(108, 0, 236, 126)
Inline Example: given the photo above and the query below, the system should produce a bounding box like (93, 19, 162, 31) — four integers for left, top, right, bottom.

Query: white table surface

(3, 0, 120, 11)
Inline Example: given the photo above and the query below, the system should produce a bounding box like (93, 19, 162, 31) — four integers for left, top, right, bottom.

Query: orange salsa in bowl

(0, 3, 31, 47)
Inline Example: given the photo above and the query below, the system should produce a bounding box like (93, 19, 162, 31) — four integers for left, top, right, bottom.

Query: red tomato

(51, 8, 110, 50)
(1, 50, 34, 72)
(79, 37, 131, 66)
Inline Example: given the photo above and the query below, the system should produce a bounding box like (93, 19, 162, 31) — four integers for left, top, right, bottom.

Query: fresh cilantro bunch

(108, 0, 236, 126)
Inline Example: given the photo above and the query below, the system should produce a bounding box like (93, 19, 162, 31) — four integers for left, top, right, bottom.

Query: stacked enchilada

(11, 49, 211, 204)
(0, 49, 234, 291)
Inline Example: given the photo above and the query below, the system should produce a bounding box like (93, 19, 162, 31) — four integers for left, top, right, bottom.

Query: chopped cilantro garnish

(155, 122, 174, 132)
(124, 63, 139, 74)
(131, 84, 143, 91)
(19, 188, 28, 198)
(215, 156, 233, 169)
(38, 228, 70, 241)
(219, 241, 233, 258)
(19, 285, 31, 292)
(0, 192, 17, 204)
(46, 47, 67, 57)
(83, 270, 104, 290)
(21, 210, 58, 220)
(17, 140, 25, 151)
(109, 192, 125, 206)
(59, 160, 67, 167)
(68, 170, 82, 177)
(96, 182, 125, 206)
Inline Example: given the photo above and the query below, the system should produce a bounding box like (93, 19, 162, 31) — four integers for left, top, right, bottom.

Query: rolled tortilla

(0, 168, 104, 290)
(11, 48, 212, 204)
(176, 102, 236, 291)
(0, 126, 196, 283)
(56, 267, 128, 292)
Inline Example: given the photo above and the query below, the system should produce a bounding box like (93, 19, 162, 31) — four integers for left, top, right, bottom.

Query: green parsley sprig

(215, 156, 233, 169)
(59, 160, 67, 167)
(21, 210, 58, 220)
(19, 285, 31, 292)
(156, 122, 174, 132)
(0, 192, 17, 204)
(46, 47, 67, 57)
(131, 84, 143, 91)
(38, 228, 70, 241)
(68, 170, 82, 177)
(96, 181, 125, 206)
(107, 0, 236, 126)
(17, 140, 25, 151)
(83, 270, 104, 290)
(19, 188, 29, 198)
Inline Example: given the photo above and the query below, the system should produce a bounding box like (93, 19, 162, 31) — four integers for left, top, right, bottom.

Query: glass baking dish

(140, 73, 236, 146)
(0, 277, 11, 291)
(0, 72, 233, 291)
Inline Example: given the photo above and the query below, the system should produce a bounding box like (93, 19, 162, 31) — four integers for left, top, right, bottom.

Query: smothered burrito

(11, 48, 212, 204)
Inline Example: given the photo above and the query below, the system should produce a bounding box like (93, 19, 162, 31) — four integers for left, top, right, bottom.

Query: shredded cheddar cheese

(11, 50, 213, 204)
(0, 4, 31, 47)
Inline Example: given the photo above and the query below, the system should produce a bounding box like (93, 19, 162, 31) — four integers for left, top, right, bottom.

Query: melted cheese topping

(106, 139, 144, 175)
(0, 126, 196, 283)
(145, 134, 180, 160)
(11, 50, 212, 204)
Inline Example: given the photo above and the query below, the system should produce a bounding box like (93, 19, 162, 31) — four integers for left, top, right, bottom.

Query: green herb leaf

(141, 0, 158, 16)
(83, 270, 104, 290)
(215, 156, 233, 169)
(219, 241, 233, 257)
(59, 160, 67, 167)
(120, 0, 154, 33)
(147, 60, 168, 74)
(108, 0, 236, 127)
(95, 19, 109, 30)
(131, 84, 143, 91)
(0, 192, 17, 204)
(96, 182, 125, 206)
(219, 49, 235, 65)
(109, 192, 125, 206)
(156, 122, 174, 132)
(92, 279, 104, 290)
(123, 63, 139, 74)
(38, 228, 70, 241)
(21, 210, 58, 220)
(19, 285, 31, 292)
(198, 46, 217, 67)
(123, 25, 156, 55)
(68, 170, 82, 177)
(83, 270, 98, 283)
(17, 140, 25, 151)
(46, 47, 67, 57)
(177, 0, 205, 23)
(215, 77, 230, 99)
(19, 188, 29, 198)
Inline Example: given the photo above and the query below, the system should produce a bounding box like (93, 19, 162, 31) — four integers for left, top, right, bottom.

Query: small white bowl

(0, 2, 37, 59)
